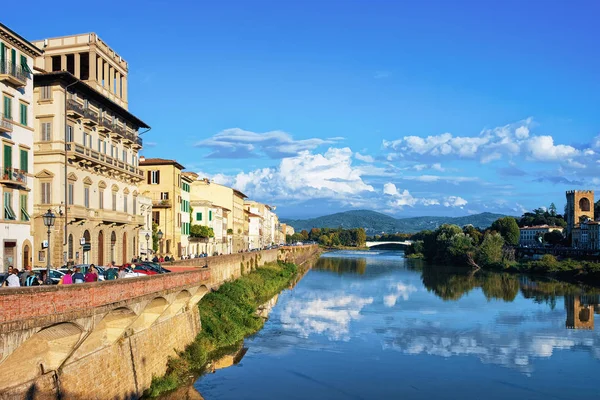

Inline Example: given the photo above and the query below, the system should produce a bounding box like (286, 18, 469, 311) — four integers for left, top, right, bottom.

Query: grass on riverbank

(146, 261, 298, 398)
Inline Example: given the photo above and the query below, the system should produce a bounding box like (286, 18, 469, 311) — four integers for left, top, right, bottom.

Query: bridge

(365, 241, 413, 248)
(0, 245, 319, 399)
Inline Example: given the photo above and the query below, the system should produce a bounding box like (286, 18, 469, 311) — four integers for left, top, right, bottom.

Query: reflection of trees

(314, 257, 367, 275)
(481, 274, 519, 302)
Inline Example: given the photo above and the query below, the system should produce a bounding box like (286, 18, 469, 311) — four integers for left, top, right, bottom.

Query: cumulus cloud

(525, 136, 579, 161)
(355, 152, 375, 163)
(195, 128, 342, 158)
(443, 196, 468, 207)
(383, 183, 464, 209)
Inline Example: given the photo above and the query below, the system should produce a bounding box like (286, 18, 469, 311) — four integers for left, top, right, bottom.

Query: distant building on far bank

(519, 225, 563, 247)
(565, 190, 594, 237)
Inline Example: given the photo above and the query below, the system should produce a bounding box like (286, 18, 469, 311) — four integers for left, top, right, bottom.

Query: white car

(32, 268, 65, 284)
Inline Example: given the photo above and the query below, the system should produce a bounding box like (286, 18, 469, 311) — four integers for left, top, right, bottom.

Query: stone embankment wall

(0, 245, 318, 400)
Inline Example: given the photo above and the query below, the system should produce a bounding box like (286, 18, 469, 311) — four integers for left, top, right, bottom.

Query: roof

(0, 23, 44, 57)
(33, 72, 150, 129)
(139, 158, 184, 170)
(520, 225, 563, 230)
(233, 189, 248, 199)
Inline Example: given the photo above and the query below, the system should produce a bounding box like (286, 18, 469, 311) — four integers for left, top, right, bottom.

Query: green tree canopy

(491, 217, 520, 246)
(190, 225, 214, 238)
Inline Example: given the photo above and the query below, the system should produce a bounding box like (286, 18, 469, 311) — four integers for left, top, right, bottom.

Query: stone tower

(565, 190, 594, 236)
(565, 296, 594, 330)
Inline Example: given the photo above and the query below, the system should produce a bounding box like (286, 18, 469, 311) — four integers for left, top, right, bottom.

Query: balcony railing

(65, 141, 145, 180)
(152, 198, 172, 208)
(0, 113, 12, 134)
(0, 61, 29, 87)
(0, 167, 27, 185)
(82, 108, 98, 125)
(98, 117, 113, 133)
(66, 99, 84, 118)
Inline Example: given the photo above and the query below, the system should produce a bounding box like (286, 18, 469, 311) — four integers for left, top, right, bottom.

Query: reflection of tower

(565, 296, 594, 330)
(565, 190, 594, 236)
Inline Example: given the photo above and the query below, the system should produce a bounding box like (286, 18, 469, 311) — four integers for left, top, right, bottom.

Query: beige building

(519, 225, 563, 247)
(33, 69, 148, 267)
(189, 199, 230, 255)
(189, 178, 247, 253)
(0, 24, 43, 271)
(32, 33, 129, 109)
(138, 157, 191, 259)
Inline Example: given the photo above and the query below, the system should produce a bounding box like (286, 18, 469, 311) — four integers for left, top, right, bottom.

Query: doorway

(98, 231, 104, 266)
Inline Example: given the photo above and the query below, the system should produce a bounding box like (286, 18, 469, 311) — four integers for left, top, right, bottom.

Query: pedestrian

(106, 262, 118, 280)
(37, 271, 47, 285)
(85, 264, 99, 282)
(62, 269, 73, 285)
(118, 265, 127, 279)
(72, 267, 85, 284)
(20, 265, 33, 286)
(5, 267, 20, 287)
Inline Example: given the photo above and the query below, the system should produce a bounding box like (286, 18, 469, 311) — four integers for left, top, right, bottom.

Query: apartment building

(0, 24, 43, 272)
(189, 198, 230, 255)
(32, 33, 129, 109)
(138, 157, 191, 258)
(519, 225, 564, 247)
(190, 178, 247, 253)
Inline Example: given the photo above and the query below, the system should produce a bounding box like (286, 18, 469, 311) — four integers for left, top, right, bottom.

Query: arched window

(579, 197, 591, 212)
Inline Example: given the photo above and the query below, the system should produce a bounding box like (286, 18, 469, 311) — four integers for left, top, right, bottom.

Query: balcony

(152, 198, 172, 208)
(65, 141, 145, 181)
(0, 61, 28, 88)
(66, 99, 84, 119)
(0, 114, 12, 134)
(0, 167, 27, 187)
(82, 108, 98, 126)
(98, 117, 113, 134)
(101, 209, 143, 226)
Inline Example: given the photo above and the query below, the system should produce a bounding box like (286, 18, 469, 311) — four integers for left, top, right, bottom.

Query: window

(20, 194, 29, 221)
(111, 145, 115, 158)
(133, 196, 137, 214)
(66, 124, 72, 143)
(178, 212, 181, 228)
(98, 138, 101, 152)
(99, 189, 104, 209)
(152, 211, 160, 225)
(84, 186, 90, 208)
(197, 212, 202, 221)
(122, 150, 127, 163)
(209, 210, 212, 221)
(68, 234, 73, 260)
(19, 149, 27, 172)
(160, 192, 169, 200)
(3, 96, 11, 120)
(83, 132, 89, 147)
(4, 192, 15, 220)
(103, 141, 107, 154)
(19, 103, 27, 126)
(20, 55, 32, 75)
(41, 86, 52, 100)
(41, 122, 52, 141)
(112, 191, 117, 211)
(3, 144, 12, 170)
(68, 183, 74, 205)
(149, 170, 160, 184)
(41, 182, 51, 204)
(123, 195, 128, 213)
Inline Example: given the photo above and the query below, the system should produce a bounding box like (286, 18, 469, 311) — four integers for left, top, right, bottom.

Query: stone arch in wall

(580, 197, 591, 212)
(69, 307, 137, 363)
(97, 230, 104, 266)
(129, 297, 169, 333)
(21, 239, 32, 269)
(157, 290, 192, 323)
(0, 323, 83, 392)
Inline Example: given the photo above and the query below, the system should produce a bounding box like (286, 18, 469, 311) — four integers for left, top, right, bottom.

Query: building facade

(0, 24, 43, 272)
(565, 190, 594, 237)
(138, 157, 190, 259)
(519, 225, 564, 247)
(138, 194, 152, 259)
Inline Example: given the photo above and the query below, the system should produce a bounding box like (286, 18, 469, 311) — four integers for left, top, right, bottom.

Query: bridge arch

(129, 297, 169, 333)
(158, 290, 192, 323)
(0, 323, 83, 391)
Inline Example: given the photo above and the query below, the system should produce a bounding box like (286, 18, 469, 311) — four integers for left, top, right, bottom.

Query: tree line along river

(192, 250, 600, 400)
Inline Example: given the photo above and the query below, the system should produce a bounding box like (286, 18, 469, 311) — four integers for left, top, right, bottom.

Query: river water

(195, 250, 600, 400)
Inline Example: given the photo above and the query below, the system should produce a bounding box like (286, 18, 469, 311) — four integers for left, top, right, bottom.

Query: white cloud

(443, 196, 468, 207)
(383, 282, 418, 307)
(195, 128, 342, 158)
(355, 152, 375, 163)
(383, 183, 461, 208)
(525, 135, 579, 161)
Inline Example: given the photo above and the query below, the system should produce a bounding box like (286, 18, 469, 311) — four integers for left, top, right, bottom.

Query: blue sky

(6, 0, 600, 218)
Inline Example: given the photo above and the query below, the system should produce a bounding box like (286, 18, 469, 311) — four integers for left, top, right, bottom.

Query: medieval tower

(565, 190, 594, 236)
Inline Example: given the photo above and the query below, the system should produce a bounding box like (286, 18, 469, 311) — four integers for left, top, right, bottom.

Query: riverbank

(146, 261, 304, 398)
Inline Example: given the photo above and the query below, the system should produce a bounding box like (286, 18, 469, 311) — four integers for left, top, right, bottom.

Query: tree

(544, 230, 564, 246)
(190, 225, 214, 238)
(477, 232, 504, 266)
(152, 222, 159, 252)
(318, 234, 331, 246)
(490, 217, 520, 246)
(354, 228, 367, 247)
(549, 203, 557, 216)
(300, 230, 309, 241)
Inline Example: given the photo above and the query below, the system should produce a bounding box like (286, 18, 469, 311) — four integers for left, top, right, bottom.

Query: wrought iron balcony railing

(1, 167, 27, 185)
(0, 61, 29, 83)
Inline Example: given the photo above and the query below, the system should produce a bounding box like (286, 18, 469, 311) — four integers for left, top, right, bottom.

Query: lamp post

(145, 232, 150, 261)
(156, 229, 164, 273)
(42, 209, 56, 285)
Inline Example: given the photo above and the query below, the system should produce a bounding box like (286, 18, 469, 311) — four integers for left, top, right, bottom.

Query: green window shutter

(197, 212, 202, 221)
(11, 48, 15, 65)
(20, 55, 32, 74)
(20, 103, 27, 125)
(209, 210, 212, 221)
(3, 145, 12, 169)
(0, 43, 5, 70)
(20, 149, 27, 172)
(3, 96, 10, 119)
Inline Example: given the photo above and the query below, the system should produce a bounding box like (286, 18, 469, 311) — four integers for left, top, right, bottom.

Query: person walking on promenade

(20, 265, 33, 286)
(62, 269, 73, 285)
(118, 265, 127, 279)
(106, 262, 118, 280)
(5, 267, 19, 287)
(73, 267, 85, 284)
(85, 265, 99, 282)
(36, 271, 46, 286)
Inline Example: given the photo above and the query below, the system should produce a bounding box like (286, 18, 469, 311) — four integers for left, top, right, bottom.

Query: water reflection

(565, 295, 598, 330)
(314, 256, 367, 275)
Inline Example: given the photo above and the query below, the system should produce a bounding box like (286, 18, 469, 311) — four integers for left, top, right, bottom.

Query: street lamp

(145, 232, 150, 261)
(42, 209, 56, 285)
(157, 229, 163, 254)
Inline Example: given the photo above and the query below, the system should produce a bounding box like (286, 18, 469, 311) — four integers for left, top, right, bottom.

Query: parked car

(32, 268, 65, 284)
(58, 265, 105, 281)
(131, 264, 159, 275)
(137, 262, 170, 274)
(122, 267, 146, 278)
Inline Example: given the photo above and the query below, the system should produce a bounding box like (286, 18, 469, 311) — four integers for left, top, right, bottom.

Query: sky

(5, 0, 600, 219)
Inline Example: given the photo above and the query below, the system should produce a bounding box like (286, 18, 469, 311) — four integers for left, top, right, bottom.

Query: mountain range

(281, 210, 506, 234)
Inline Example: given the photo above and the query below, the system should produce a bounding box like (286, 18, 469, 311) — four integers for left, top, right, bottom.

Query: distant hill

(281, 210, 506, 234)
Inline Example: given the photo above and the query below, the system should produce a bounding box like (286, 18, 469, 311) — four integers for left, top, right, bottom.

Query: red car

(132, 264, 159, 275)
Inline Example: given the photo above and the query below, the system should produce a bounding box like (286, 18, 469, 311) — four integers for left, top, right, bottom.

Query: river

(194, 250, 600, 399)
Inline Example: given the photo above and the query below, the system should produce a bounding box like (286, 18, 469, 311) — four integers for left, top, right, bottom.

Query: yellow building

(189, 178, 247, 253)
(0, 23, 43, 271)
(138, 157, 191, 259)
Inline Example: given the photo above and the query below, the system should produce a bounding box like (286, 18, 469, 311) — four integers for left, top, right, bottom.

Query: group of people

(2, 262, 130, 287)
(3, 266, 42, 287)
